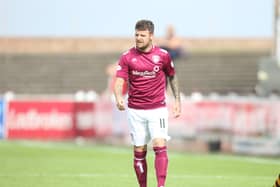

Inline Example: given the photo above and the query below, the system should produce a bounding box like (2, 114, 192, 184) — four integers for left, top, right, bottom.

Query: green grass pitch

(0, 140, 278, 187)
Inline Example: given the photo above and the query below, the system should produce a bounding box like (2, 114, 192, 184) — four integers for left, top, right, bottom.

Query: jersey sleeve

(115, 53, 129, 80)
(163, 52, 175, 77)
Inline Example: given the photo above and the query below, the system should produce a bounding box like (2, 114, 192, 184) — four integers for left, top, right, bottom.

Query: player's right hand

(116, 99, 125, 111)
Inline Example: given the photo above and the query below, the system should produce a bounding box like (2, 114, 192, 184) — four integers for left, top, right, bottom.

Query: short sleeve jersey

(116, 46, 175, 109)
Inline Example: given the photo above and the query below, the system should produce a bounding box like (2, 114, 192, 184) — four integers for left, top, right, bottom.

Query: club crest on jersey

(152, 55, 160, 63)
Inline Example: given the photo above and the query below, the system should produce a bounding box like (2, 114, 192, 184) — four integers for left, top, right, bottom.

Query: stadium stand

(0, 51, 269, 95)
(0, 53, 118, 94)
(175, 51, 270, 95)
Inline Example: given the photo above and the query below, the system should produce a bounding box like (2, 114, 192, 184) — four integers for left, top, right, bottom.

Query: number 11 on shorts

(160, 118, 165, 128)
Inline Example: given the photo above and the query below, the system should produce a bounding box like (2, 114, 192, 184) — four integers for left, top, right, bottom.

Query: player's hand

(116, 99, 126, 111)
(173, 101, 181, 118)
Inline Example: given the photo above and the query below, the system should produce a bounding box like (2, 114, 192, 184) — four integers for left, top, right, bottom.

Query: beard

(136, 41, 152, 52)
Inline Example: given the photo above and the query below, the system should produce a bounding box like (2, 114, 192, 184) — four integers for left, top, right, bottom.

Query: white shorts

(127, 107, 170, 146)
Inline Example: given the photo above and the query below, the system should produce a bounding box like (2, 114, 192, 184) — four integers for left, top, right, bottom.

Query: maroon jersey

(116, 46, 175, 109)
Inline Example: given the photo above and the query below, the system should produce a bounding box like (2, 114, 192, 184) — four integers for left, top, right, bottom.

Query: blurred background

(0, 0, 279, 156)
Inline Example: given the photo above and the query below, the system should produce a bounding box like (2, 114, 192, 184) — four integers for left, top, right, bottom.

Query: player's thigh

(127, 108, 150, 146)
(147, 107, 170, 141)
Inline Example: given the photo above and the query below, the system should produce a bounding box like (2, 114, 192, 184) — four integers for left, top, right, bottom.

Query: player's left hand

(172, 101, 181, 118)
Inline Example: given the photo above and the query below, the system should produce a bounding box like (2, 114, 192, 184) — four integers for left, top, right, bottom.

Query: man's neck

(137, 44, 153, 53)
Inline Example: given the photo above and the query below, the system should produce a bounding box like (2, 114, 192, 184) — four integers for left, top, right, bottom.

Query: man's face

(135, 29, 153, 51)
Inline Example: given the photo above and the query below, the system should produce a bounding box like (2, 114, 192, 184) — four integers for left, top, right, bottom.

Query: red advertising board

(6, 101, 75, 139)
(167, 100, 280, 138)
(6, 100, 96, 140)
(74, 102, 96, 137)
(5, 98, 280, 141)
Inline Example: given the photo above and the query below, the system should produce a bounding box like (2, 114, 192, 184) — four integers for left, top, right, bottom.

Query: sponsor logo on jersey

(132, 65, 160, 78)
(153, 66, 160, 72)
(132, 70, 156, 78)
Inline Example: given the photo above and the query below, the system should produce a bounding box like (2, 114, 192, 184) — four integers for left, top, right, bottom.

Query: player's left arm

(168, 74, 181, 118)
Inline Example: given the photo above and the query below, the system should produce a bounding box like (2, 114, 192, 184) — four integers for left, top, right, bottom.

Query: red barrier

(6, 100, 96, 140)
(6, 101, 74, 139)
(168, 100, 280, 138)
(74, 102, 96, 137)
(5, 98, 280, 140)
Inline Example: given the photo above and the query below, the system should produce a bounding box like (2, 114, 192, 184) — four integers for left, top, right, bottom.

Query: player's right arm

(114, 77, 126, 111)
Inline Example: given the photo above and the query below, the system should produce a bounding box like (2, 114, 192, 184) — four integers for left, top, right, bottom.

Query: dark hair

(135, 19, 154, 34)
